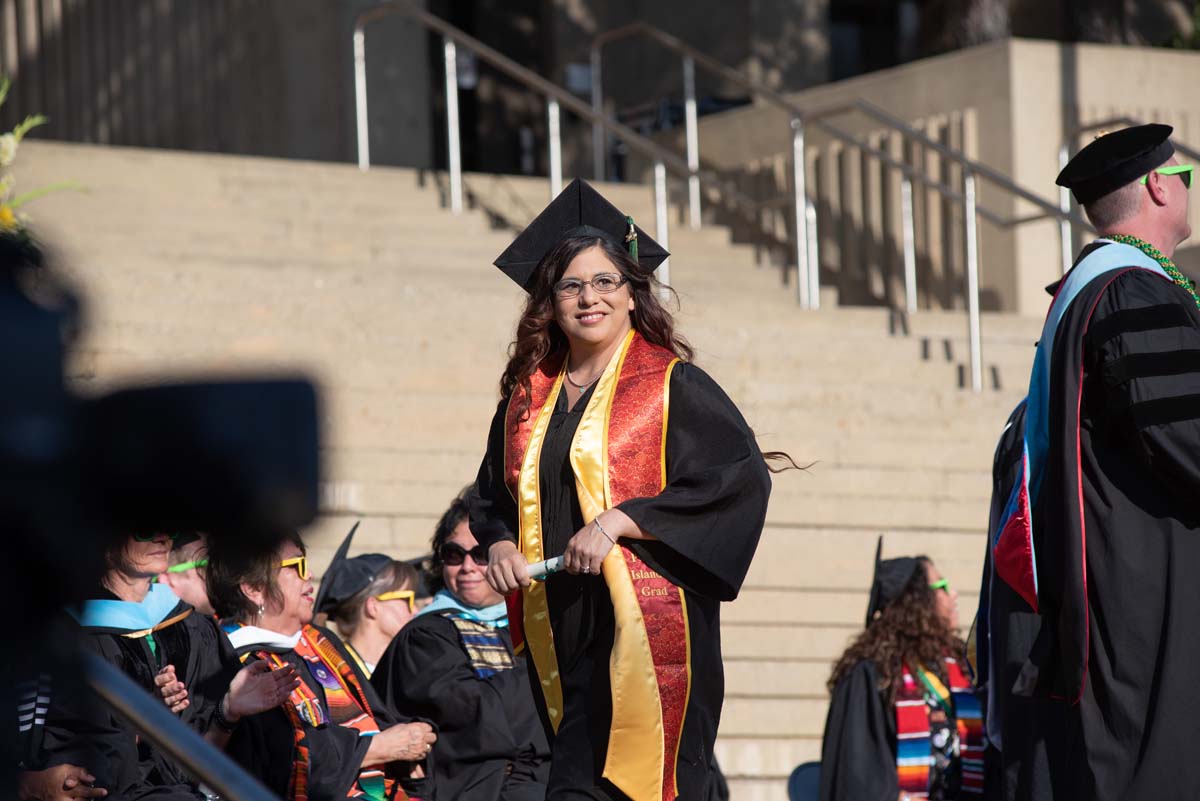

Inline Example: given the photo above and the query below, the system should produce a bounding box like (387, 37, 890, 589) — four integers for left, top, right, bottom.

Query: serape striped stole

(446, 615, 513, 678)
(895, 657, 984, 798)
(257, 626, 402, 801)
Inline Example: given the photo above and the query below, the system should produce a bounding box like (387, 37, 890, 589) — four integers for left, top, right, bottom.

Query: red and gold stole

(504, 329, 690, 801)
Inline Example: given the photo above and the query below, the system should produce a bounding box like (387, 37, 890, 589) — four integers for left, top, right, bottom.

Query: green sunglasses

(1140, 164, 1193, 189)
(166, 558, 208, 574)
(929, 578, 951, 593)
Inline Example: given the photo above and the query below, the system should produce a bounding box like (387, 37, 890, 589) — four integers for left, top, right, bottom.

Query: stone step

(714, 736, 820, 779)
(723, 777, 790, 801)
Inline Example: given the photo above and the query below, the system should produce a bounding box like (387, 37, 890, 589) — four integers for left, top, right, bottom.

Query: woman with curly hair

(819, 540, 984, 801)
(475, 179, 776, 801)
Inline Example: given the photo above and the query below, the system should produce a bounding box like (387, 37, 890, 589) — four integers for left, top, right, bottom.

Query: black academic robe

(976, 402, 1059, 801)
(225, 624, 429, 801)
(473, 362, 772, 801)
(818, 660, 897, 801)
(371, 612, 550, 801)
(20, 618, 139, 801)
(78, 593, 239, 800)
(1023, 247, 1200, 799)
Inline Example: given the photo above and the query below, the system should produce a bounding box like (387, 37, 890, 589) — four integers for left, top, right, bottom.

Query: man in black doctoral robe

(984, 124, 1198, 800)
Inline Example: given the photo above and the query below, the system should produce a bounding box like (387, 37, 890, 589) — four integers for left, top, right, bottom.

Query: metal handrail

(86, 653, 276, 801)
(592, 22, 1093, 392)
(1059, 118, 1200, 272)
(354, 2, 770, 290)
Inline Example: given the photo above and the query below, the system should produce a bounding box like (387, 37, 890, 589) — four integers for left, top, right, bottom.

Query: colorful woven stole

(447, 616, 514, 678)
(256, 626, 400, 801)
(503, 330, 688, 801)
(895, 657, 985, 798)
(947, 659, 985, 795)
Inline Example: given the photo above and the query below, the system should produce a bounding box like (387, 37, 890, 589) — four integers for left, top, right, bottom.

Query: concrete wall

(678, 38, 1200, 314)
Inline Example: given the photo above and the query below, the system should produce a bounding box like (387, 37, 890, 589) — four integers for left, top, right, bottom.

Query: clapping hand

(155, 665, 189, 714)
(224, 660, 300, 721)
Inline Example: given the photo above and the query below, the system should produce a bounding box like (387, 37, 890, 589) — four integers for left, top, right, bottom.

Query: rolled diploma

(526, 555, 566, 581)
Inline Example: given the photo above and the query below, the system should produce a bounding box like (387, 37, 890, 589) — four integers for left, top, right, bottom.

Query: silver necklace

(565, 365, 601, 390)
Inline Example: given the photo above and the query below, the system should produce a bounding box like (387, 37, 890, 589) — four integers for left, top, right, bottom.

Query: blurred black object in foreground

(0, 233, 322, 796)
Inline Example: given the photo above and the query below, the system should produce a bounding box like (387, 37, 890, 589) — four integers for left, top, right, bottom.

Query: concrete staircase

(23, 141, 1040, 800)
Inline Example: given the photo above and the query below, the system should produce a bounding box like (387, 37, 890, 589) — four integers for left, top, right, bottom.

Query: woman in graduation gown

(819, 543, 984, 801)
(372, 488, 550, 801)
(71, 532, 301, 799)
(206, 533, 436, 801)
(477, 179, 774, 801)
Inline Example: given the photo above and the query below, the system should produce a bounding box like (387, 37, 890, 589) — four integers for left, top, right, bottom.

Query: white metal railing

(591, 22, 1093, 392)
(354, 2, 762, 291)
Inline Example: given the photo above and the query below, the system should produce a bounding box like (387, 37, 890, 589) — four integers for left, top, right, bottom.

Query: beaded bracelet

(212, 696, 240, 733)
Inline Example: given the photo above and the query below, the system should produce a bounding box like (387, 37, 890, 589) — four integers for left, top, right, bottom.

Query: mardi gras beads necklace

(1106, 233, 1200, 311)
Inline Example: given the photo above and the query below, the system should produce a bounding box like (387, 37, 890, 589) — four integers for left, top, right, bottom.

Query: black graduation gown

(371, 612, 550, 801)
(976, 402, 1060, 801)
(818, 660, 897, 801)
(1024, 252, 1200, 799)
(472, 362, 772, 801)
(225, 624, 429, 801)
(78, 593, 239, 800)
(21, 616, 139, 800)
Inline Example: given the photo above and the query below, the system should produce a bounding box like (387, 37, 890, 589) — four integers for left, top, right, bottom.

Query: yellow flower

(0, 204, 17, 230)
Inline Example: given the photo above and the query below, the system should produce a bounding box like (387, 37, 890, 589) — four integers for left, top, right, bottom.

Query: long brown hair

(499, 234, 692, 421)
(827, 557, 963, 702)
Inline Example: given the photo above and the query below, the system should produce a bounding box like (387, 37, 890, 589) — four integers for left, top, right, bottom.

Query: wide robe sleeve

(471, 398, 520, 549)
(818, 660, 898, 801)
(617, 362, 772, 601)
(371, 615, 533, 764)
(1085, 269, 1200, 504)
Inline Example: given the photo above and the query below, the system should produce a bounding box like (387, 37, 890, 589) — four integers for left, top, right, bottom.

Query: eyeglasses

(929, 578, 951, 594)
(280, 556, 309, 581)
(1140, 164, 1193, 189)
(553, 273, 627, 299)
(133, 532, 180, 543)
(376, 589, 416, 614)
(439, 542, 489, 567)
(166, 558, 208, 574)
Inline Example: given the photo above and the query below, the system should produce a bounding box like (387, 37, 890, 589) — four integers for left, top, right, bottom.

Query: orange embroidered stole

(504, 330, 690, 801)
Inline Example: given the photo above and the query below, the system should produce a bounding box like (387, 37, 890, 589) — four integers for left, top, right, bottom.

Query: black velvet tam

(313, 521, 392, 616)
(1056, 123, 1174, 205)
(865, 537, 922, 626)
(492, 178, 668, 292)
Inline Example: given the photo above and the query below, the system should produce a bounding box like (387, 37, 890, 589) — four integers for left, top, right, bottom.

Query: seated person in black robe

(15, 621, 116, 801)
(69, 532, 300, 800)
(820, 542, 984, 801)
(206, 532, 435, 801)
(372, 488, 551, 801)
(315, 524, 420, 678)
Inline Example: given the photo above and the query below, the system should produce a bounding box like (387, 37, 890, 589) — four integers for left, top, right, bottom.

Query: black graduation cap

(864, 537, 923, 627)
(492, 178, 669, 292)
(313, 521, 392, 617)
(1056, 123, 1174, 206)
